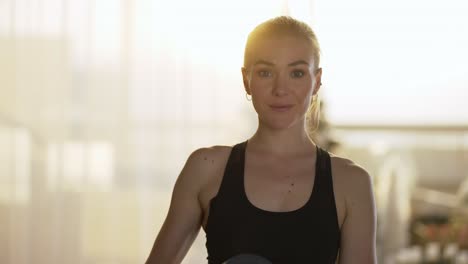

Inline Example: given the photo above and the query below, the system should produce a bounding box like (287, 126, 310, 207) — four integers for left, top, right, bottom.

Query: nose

(272, 72, 289, 97)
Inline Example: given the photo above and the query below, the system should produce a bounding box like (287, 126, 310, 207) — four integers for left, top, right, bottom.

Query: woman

(146, 16, 376, 264)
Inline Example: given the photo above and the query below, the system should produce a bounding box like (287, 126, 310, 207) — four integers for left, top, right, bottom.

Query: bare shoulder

(146, 145, 234, 263)
(329, 154, 374, 201)
(180, 145, 233, 189)
(329, 155, 377, 263)
(187, 145, 233, 170)
(329, 154, 372, 185)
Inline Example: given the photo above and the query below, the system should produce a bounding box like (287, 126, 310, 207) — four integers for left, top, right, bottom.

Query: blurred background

(1, 0, 468, 263)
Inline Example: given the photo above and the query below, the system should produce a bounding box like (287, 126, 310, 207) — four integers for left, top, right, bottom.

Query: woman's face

(242, 35, 322, 130)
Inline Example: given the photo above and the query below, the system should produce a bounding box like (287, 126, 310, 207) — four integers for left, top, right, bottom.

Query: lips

(269, 104, 294, 112)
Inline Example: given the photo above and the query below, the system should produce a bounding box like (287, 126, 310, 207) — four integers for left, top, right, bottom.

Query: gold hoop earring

(246, 93, 252, 101)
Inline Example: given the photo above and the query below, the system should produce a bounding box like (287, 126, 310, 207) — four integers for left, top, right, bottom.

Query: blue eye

(258, 70, 272, 77)
(291, 70, 305, 78)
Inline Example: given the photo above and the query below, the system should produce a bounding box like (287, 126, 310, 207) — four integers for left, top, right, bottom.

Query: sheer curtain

(0, 0, 315, 263)
(3, 0, 468, 263)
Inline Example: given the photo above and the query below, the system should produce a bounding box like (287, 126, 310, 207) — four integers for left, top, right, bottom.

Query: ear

(312, 68, 322, 95)
(241, 67, 251, 95)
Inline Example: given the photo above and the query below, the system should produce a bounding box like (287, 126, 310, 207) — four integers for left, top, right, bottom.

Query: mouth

(269, 104, 294, 112)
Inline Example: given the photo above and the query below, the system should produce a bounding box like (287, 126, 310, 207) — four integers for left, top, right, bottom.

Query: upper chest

(243, 154, 317, 209)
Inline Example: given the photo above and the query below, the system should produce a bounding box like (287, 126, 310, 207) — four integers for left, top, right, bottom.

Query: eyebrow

(253, 59, 310, 67)
(253, 59, 274, 66)
(288, 60, 310, 66)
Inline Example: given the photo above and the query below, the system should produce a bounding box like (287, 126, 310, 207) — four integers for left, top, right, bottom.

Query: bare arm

(145, 149, 210, 264)
(338, 164, 377, 264)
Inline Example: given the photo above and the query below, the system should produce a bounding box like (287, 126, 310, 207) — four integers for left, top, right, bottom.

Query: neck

(248, 119, 316, 156)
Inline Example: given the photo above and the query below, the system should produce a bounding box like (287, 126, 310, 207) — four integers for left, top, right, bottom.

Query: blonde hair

(243, 16, 321, 70)
(243, 16, 322, 134)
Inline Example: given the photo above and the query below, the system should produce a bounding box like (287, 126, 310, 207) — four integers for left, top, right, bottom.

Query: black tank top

(205, 141, 341, 264)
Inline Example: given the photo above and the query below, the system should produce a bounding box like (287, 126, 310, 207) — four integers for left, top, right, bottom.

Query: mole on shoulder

(204, 157, 207, 160)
